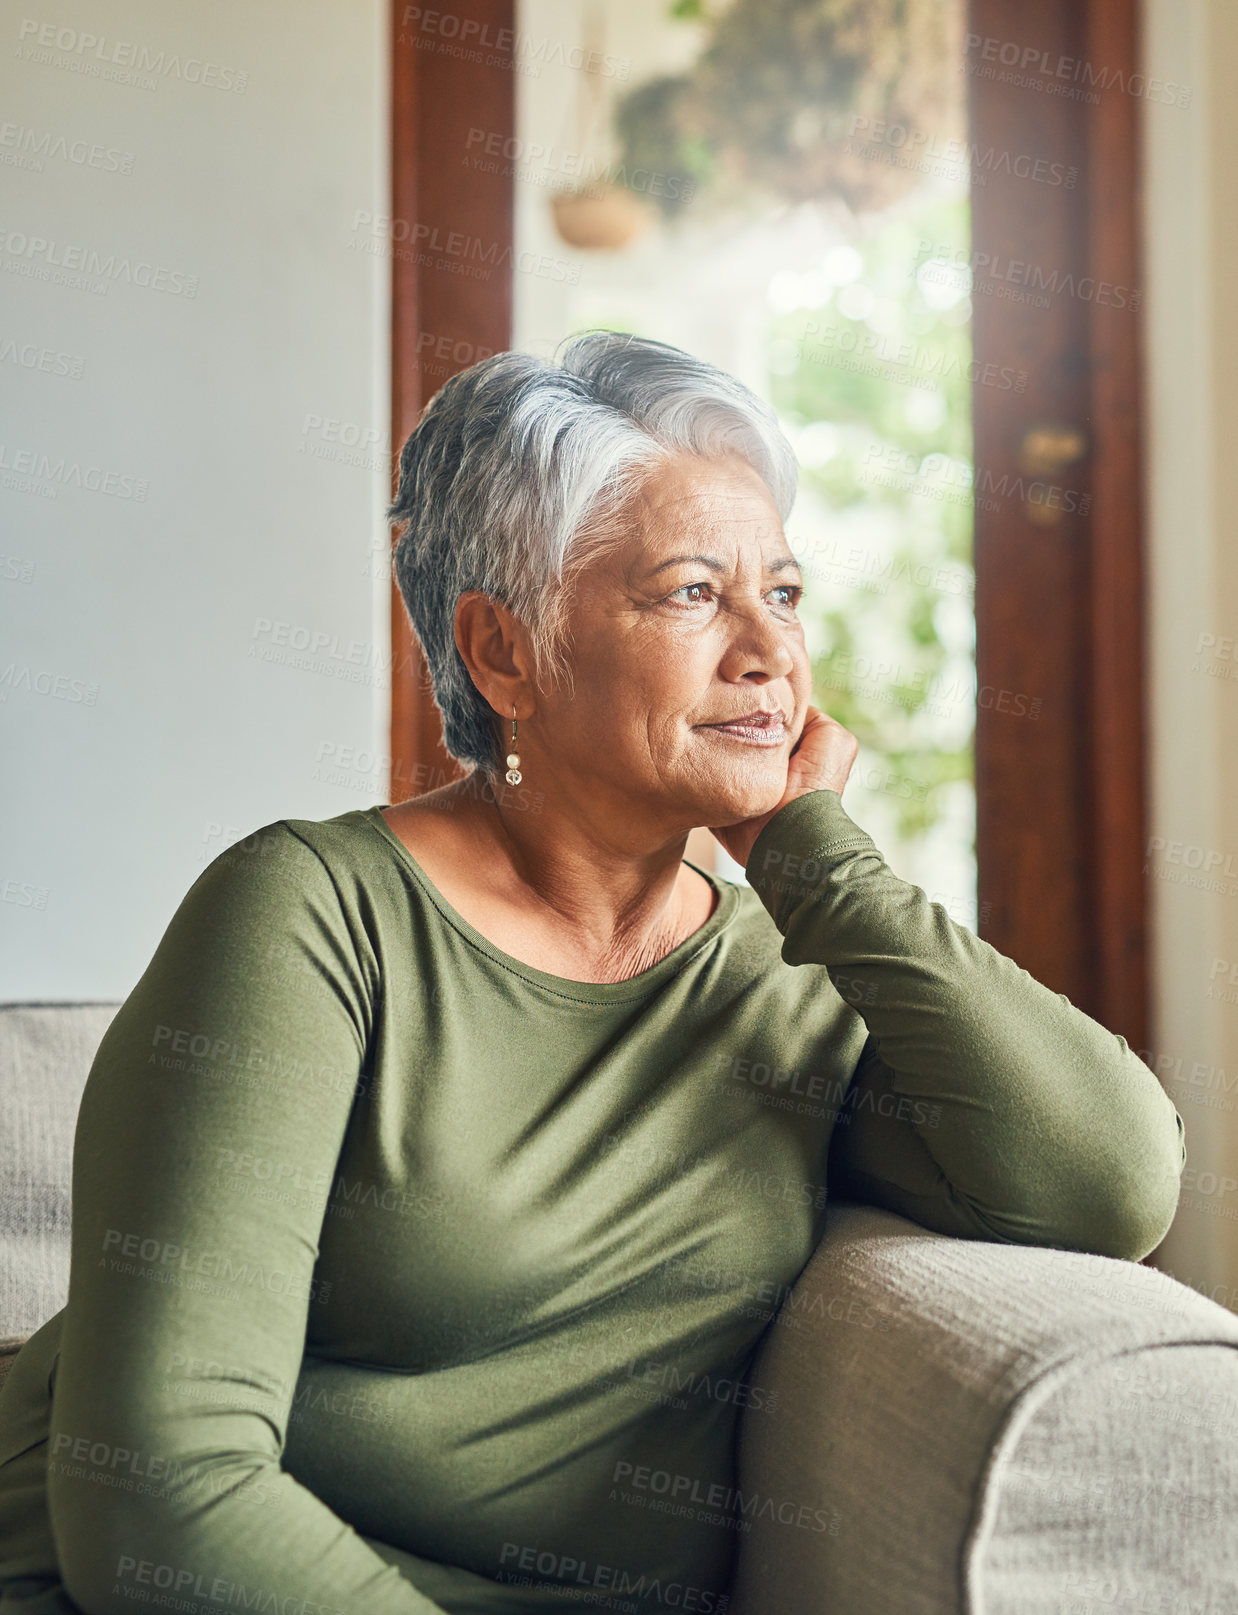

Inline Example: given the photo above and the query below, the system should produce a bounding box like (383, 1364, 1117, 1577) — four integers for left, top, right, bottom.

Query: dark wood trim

(1083, 0, 1148, 1047)
(969, 0, 1148, 1049)
(388, 0, 516, 803)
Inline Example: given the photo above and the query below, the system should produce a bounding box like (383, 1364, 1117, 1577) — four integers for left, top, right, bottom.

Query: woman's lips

(699, 711, 788, 746)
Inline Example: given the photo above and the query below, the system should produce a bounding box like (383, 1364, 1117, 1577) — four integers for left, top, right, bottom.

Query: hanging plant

(548, 0, 661, 250)
(551, 185, 657, 251)
(613, 0, 967, 219)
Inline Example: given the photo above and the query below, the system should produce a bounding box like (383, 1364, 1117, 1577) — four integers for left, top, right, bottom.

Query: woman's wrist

(746, 788, 878, 892)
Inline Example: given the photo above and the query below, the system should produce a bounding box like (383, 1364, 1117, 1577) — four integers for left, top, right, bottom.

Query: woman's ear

(453, 591, 532, 719)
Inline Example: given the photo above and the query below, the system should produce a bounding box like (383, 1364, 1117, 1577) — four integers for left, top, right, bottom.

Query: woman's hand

(708, 704, 859, 871)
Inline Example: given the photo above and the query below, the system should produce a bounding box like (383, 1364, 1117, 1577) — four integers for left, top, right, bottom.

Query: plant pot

(550, 184, 657, 251)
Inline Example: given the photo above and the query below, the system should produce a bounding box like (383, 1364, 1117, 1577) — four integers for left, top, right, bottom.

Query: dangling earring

(505, 706, 522, 785)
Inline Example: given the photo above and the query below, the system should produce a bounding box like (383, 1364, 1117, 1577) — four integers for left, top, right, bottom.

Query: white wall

(0, 1, 391, 999)
(1142, 0, 1238, 1303)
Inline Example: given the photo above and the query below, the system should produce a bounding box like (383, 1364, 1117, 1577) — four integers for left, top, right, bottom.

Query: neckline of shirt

(355, 804, 743, 1006)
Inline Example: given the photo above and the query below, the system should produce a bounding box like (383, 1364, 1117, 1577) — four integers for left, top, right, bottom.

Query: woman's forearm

(746, 790, 1186, 1260)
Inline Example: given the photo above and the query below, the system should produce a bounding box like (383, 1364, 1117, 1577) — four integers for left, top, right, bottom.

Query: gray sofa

(3, 1000, 1238, 1612)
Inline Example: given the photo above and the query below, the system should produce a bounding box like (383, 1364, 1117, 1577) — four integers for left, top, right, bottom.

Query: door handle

(1017, 424, 1089, 526)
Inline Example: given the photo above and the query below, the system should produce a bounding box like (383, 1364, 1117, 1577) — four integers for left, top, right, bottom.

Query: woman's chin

(695, 773, 787, 828)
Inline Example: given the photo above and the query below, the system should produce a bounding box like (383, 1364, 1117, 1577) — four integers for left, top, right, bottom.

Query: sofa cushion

(974, 1341, 1238, 1611)
(0, 1003, 121, 1337)
(728, 1200, 1238, 1615)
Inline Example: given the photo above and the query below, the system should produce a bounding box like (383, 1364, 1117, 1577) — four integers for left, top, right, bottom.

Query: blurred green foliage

(619, 0, 963, 217)
(768, 189, 975, 841)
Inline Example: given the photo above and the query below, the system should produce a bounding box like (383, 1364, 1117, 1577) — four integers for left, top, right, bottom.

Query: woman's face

(537, 451, 813, 833)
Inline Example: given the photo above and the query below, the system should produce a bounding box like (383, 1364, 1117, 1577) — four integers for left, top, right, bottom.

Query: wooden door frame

(968, 0, 1148, 1047)
(388, 0, 516, 804)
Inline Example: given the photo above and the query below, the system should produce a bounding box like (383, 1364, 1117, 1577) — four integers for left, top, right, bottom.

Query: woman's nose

(717, 601, 797, 683)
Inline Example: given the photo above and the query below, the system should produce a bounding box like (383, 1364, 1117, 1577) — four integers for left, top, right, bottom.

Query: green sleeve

(47, 823, 448, 1614)
(746, 790, 1187, 1261)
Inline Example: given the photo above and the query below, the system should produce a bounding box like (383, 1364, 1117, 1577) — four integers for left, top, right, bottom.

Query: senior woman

(0, 332, 1185, 1615)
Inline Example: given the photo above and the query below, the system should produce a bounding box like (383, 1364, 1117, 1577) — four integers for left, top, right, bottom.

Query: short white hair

(389, 329, 798, 773)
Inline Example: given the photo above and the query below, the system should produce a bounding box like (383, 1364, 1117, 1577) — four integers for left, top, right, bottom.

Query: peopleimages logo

(0, 123, 136, 174)
(463, 127, 693, 203)
(0, 338, 84, 378)
(915, 242, 1141, 312)
(15, 19, 249, 92)
(0, 228, 198, 297)
(0, 443, 147, 500)
(847, 115, 1077, 189)
(398, 7, 632, 80)
(610, 1461, 841, 1534)
(963, 32, 1192, 108)
(799, 320, 1028, 394)
(349, 211, 580, 285)
(0, 664, 99, 705)
(497, 1542, 725, 1612)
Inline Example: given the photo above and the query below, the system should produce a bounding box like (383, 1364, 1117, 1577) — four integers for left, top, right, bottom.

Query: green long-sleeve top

(0, 789, 1186, 1614)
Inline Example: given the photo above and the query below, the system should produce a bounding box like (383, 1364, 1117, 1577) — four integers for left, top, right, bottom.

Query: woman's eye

(668, 582, 713, 606)
(662, 581, 801, 611)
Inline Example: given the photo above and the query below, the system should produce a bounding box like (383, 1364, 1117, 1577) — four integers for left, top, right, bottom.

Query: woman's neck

(378, 778, 717, 984)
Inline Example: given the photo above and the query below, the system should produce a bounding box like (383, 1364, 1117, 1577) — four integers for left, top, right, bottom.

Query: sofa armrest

(0, 1335, 30, 1401)
(728, 1200, 1238, 1615)
(0, 1001, 123, 1338)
